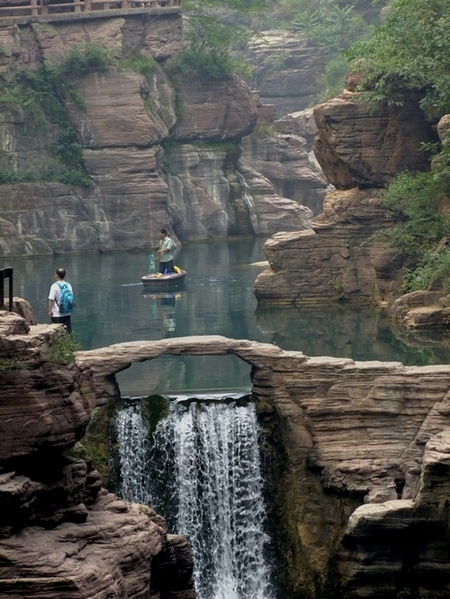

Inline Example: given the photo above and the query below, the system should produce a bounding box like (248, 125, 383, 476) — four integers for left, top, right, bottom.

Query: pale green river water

(2, 238, 450, 396)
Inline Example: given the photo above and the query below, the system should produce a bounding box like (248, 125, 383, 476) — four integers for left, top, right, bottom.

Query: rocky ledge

(4, 305, 450, 598)
(77, 333, 450, 598)
(0, 306, 195, 599)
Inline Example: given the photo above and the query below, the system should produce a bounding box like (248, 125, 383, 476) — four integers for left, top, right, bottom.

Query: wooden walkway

(0, 0, 181, 18)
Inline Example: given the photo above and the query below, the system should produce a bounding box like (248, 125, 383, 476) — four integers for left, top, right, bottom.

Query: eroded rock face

(313, 91, 438, 189)
(0, 308, 195, 598)
(76, 334, 450, 598)
(0, 491, 176, 598)
(254, 188, 403, 305)
(241, 131, 328, 216)
(172, 75, 258, 142)
(1, 16, 309, 255)
(246, 31, 324, 117)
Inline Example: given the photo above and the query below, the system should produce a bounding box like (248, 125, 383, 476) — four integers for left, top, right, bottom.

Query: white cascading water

(235, 171, 261, 235)
(116, 398, 275, 599)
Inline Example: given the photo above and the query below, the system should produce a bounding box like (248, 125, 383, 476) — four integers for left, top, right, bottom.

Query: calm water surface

(3, 238, 450, 395)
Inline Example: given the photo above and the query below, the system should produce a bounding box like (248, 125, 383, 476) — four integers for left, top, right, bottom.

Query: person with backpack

(48, 268, 75, 334)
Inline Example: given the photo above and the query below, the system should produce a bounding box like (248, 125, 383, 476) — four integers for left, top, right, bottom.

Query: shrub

(381, 170, 450, 256)
(121, 54, 157, 79)
(402, 248, 450, 293)
(346, 0, 450, 113)
(56, 43, 112, 78)
(43, 334, 80, 365)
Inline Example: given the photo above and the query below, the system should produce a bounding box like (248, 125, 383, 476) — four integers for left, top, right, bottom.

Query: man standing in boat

(156, 228, 176, 274)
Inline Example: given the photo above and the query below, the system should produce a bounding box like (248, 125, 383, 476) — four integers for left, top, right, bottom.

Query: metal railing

(0, 0, 181, 17)
(0, 268, 13, 312)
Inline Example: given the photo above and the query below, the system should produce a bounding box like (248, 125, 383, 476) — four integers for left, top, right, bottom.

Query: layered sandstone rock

(254, 187, 404, 304)
(76, 334, 450, 598)
(246, 31, 324, 116)
(0, 308, 195, 598)
(172, 75, 258, 142)
(0, 16, 292, 255)
(313, 90, 438, 190)
(241, 128, 328, 216)
(254, 92, 441, 305)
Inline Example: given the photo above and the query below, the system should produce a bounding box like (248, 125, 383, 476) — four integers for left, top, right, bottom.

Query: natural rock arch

(76, 335, 301, 404)
(77, 334, 450, 598)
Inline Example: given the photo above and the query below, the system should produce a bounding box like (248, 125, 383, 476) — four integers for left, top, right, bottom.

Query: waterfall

(116, 397, 275, 599)
(235, 171, 261, 235)
(115, 402, 152, 506)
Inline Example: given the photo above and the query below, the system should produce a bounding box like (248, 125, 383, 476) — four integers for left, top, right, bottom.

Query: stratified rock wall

(241, 129, 328, 217)
(0, 13, 321, 256)
(0, 308, 195, 598)
(254, 87, 440, 305)
(313, 91, 437, 190)
(246, 31, 324, 117)
(254, 188, 402, 304)
(76, 334, 450, 599)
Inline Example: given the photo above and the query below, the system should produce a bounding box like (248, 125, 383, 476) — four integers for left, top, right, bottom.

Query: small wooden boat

(141, 270, 187, 290)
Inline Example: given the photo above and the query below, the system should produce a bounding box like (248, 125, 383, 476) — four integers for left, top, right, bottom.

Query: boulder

(254, 188, 403, 304)
(313, 91, 438, 189)
(172, 74, 258, 142)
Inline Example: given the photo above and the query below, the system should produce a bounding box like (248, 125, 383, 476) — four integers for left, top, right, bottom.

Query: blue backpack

(57, 282, 76, 314)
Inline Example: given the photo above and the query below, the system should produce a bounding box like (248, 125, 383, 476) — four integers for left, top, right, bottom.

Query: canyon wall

(254, 84, 442, 305)
(0, 11, 326, 256)
(76, 333, 450, 599)
(0, 307, 195, 599)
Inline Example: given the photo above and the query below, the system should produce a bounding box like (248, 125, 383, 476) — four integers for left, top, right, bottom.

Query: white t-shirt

(48, 281, 73, 317)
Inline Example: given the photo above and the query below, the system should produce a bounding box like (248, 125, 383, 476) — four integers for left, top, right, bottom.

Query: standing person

(156, 228, 176, 274)
(48, 268, 74, 334)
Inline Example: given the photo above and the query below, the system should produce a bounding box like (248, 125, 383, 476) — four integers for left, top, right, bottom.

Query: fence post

(31, 0, 39, 15)
(0, 268, 13, 312)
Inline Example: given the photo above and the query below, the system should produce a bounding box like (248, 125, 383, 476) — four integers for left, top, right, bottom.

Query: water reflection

(2, 239, 450, 395)
(143, 291, 181, 338)
(255, 304, 450, 365)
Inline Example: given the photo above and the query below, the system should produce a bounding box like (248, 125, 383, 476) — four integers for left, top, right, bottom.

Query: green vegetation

(251, 122, 277, 138)
(0, 170, 38, 184)
(43, 333, 80, 365)
(169, 0, 264, 81)
(381, 164, 450, 293)
(318, 56, 352, 101)
(0, 42, 112, 188)
(382, 170, 450, 256)
(291, 0, 369, 59)
(141, 394, 169, 436)
(120, 53, 157, 79)
(56, 42, 112, 78)
(257, 0, 372, 99)
(342, 0, 450, 295)
(346, 0, 450, 113)
(71, 402, 118, 488)
(0, 357, 26, 371)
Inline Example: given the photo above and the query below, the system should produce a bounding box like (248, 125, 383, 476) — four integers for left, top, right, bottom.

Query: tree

(346, 0, 450, 113)
(171, 0, 266, 80)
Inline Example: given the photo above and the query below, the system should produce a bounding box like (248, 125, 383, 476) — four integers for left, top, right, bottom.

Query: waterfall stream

(116, 396, 275, 599)
(235, 171, 261, 235)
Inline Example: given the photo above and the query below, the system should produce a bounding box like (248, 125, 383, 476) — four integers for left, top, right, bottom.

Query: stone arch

(76, 335, 304, 404)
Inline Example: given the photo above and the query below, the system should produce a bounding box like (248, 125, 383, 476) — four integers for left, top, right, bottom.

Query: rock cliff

(76, 333, 450, 599)
(254, 86, 440, 305)
(0, 307, 195, 598)
(0, 12, 315, 256)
